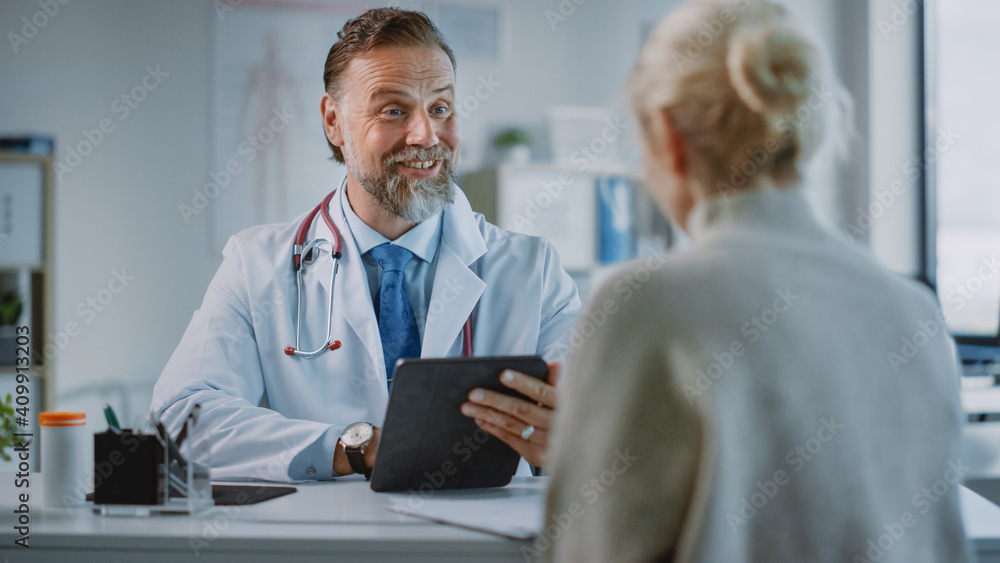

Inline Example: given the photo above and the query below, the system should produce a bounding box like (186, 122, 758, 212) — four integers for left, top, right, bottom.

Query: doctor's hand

(333, 426, 381, 476)
(460, 361, 562, 468)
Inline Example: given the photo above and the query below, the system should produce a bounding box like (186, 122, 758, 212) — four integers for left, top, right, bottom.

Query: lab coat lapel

(422, 188, 487, 357)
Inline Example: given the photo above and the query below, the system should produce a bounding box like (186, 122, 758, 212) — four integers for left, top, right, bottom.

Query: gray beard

(346, 143, 458, 224)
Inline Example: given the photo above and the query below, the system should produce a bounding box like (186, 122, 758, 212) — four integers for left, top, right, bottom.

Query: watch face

(341, 422, 373, 448)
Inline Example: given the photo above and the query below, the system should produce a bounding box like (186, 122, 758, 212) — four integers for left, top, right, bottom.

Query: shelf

(0, 152, 54, 412)
(461, 163, 673, 303)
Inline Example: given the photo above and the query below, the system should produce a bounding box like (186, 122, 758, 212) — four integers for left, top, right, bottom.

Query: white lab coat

(151, 186, 582, 481)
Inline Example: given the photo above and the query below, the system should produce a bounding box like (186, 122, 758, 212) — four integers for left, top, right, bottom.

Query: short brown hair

(322, 8, 457, 163)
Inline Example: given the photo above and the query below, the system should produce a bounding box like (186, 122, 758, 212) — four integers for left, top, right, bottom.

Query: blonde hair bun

(726, 25, 816, 115)
(627, 0, 851, 189)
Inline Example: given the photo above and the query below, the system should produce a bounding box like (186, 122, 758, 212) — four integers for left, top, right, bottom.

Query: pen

(104, 404, 122, 434)
(156, 420, 186, 468)
(174, 403, 201, 448)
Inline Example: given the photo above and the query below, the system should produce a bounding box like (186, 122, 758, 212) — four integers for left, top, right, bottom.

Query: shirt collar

(340, 186, 442, 263)
(685, 182, 817, 241)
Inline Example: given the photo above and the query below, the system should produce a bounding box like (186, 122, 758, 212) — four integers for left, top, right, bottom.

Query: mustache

(384, 145, 452, 165)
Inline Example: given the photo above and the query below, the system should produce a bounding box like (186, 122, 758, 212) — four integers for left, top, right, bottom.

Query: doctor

(151, 8, 581, 481)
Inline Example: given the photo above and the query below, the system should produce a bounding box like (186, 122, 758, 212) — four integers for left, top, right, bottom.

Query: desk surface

(962, 385, 1000, 417)
(0, 474, 544, 562)
(2, 475, 999, 562)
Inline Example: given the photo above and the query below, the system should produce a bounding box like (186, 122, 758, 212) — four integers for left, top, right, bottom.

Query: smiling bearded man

(151, 7, 582, 486)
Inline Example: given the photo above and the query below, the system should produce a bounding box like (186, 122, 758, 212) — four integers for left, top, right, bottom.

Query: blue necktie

(369, 243, 421, 392)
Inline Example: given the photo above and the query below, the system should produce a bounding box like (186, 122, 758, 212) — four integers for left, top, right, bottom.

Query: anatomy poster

(210, 1, 359, 252)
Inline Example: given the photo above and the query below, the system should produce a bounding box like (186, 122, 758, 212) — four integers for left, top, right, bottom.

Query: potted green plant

(494, 128, 532, 164)
(0, 393, 17, 462)
(0, 291, 22, 326)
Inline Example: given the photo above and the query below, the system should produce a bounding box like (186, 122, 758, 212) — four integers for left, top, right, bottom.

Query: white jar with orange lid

(40, 412, 88, 507)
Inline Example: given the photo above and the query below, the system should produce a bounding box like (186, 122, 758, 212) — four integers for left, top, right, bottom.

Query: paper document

(387, 479, 546, 540)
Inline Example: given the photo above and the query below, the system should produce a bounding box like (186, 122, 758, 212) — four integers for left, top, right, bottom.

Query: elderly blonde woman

(543, 1, 969, 561)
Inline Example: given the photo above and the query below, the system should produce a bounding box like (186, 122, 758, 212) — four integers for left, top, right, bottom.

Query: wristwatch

(339, 422, 375, 479)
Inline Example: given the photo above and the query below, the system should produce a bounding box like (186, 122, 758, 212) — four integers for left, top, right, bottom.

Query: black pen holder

(93, 418, 212, 516)
(93, 430, 163, 505)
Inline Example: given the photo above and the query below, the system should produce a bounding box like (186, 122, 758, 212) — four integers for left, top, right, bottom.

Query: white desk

(0, 475, 543, 562)
(1, 475, 999, 562)
(965, 487, 1000, 563)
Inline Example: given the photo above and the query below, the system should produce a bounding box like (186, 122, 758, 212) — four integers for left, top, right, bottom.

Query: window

(925, 0, 1000, 357)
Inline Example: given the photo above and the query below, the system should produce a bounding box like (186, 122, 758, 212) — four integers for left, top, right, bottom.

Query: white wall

(1, 0, 214, 427)
(0, 0, 915, 425)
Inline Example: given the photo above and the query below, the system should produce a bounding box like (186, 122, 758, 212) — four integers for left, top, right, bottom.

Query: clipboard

(370, 355, 548, 493)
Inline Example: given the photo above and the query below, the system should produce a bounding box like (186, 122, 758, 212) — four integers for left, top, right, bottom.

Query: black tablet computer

(370, 355, 548, 493)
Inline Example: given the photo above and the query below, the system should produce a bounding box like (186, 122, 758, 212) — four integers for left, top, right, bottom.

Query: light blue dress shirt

(339, 187, 443, 342)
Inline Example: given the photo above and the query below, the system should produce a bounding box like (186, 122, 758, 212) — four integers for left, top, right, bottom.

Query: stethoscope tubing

(286, 177, 473, 360)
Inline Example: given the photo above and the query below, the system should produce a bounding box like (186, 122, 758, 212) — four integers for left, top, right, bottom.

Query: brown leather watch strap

(346, 448, 371, 479)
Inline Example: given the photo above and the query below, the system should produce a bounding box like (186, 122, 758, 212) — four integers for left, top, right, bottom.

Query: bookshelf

(0, 152, 54, 471)
(461, 162, 673, 301)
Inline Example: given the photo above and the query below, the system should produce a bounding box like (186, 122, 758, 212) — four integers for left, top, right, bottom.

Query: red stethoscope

(284, 182, 473, 359)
